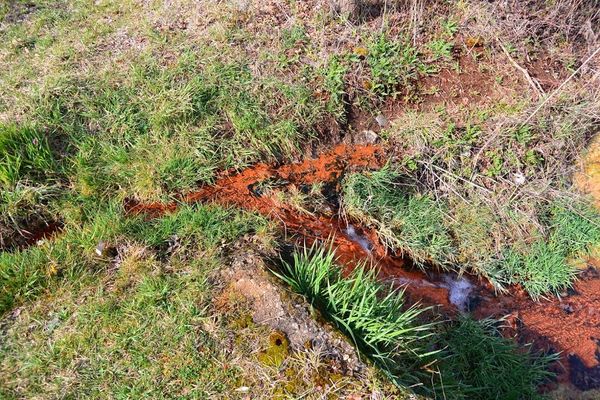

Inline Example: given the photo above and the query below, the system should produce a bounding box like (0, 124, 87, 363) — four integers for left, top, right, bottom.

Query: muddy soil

(0, 220, 62, 252)
(125, 144, 600, 393)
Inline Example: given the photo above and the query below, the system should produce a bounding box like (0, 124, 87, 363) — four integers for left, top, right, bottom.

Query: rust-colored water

(125, 143, 600, 390)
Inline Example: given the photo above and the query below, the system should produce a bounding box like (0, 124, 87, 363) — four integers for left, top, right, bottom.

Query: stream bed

(125, 144, 600, 392)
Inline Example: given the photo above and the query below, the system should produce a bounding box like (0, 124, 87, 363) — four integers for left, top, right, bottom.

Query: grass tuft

(498, 200, 600, 299)
(438, 317, 557, 400)
(342, 167, 455, 267)
(273, 243, 436, 389)
(367, 34, 420, 100)
(0, 123, 58, 188)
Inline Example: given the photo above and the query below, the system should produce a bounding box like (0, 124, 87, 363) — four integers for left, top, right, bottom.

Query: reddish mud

(125, 144, 406, 269)
(1, 220, 62, 252)
(125, 144, 600, 391)
(472, 267, 600, 390)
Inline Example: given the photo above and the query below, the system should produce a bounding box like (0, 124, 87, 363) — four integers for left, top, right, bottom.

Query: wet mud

(125, 144, 600, 392)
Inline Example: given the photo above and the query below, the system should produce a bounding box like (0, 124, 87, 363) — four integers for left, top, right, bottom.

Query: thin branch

(522, 44, 600, 126)
(499, 42, 545, 98)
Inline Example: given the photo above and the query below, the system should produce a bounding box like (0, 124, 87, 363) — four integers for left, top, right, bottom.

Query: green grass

(342, 166, 455, 267)
(273, 244, 436, 389)
(0, 202, 270, 316)
(498, 201, 600, 299)
(321, 55, 348, 122)
(0, 203, 272, 398)
(366, 34, 421, 100)
(341, 167, 600, 298)
(427, 39, 454, 61)
(0, 123, 58, 188)
(1, 204, 404, 399)
(0, 0, 596, 397)
(274, 245, 557, 398)
(438, 317, 557, 400)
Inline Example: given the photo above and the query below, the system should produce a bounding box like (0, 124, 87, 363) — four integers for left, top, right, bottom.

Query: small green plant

(427, 39, 454, 61)
(321, 56, 348, 122)
(367, 34, 420, 99)
(442, 18, 459, 37)
(281, 25, 307, 50)
(462, 123, 481, 145)
(524, 149, 543, 167)
(512, 124, 534, 145)
(484, 150, 504, 177)
(274, 244, 436, 388)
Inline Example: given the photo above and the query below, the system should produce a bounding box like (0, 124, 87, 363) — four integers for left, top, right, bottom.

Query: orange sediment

(125, 143, 600, 390)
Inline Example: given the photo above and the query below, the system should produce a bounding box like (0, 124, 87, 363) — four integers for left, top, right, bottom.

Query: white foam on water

(441, 275, 474, 312)
(345, 224, 372, 253)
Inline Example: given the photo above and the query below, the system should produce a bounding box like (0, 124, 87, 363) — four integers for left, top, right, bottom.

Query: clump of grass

(438, 317, 557, 400)
(273, 244, 436, 389)
(342, 165, 600, 298)
(341, 166, 455, 267)
(275, 245, 557, 398)
(0, 182, 60, 249)
(498, 200, 600, 299)
(321, 55, 348, 122)
(0, 202, 270, 315)
(0, 123, 57, 188)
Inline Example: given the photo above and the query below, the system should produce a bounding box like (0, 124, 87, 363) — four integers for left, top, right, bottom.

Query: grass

(275, 245, 557, 398)
(0, 204, 404, 399)
(1, 0, 599, 397)
(342, 166, 455, 267)
(366, 34, 421, 100)
(0, 123, 58, 188)
(498, 201, 600, 299)
(0, 202, 270, 316)
(341, 167, 600, 297)
(0, 203, 270, 398)
(273, 244, 436, 390)
(438, 317, 557, 400)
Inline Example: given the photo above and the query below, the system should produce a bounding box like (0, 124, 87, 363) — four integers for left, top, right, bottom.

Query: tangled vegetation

(342, 167, 600, 297)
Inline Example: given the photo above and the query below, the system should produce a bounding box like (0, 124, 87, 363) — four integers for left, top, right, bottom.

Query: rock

(513, 172, 526, 185)
(375, 113, 389, 128)
(95, 241, 117, 258)
(355, 130, 379, 145)
(215, 236, 365, 374)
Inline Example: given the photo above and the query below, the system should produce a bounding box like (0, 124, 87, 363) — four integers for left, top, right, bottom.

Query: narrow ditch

(124, 143, 600, 392)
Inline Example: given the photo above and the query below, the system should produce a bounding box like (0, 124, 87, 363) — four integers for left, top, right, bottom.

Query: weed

(427, 39, 454, 61)
(281, 25, 307, 50)
(321, 55, 348, 122)
(512, 124, 534, 145)
(367, 34, 420, 99)
(442, 18, 459, 38)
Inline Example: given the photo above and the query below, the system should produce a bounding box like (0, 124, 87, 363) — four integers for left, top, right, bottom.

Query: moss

(257, 330, 290, 368)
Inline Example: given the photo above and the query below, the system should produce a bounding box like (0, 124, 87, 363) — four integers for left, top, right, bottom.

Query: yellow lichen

(353, 46, 369, 57)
